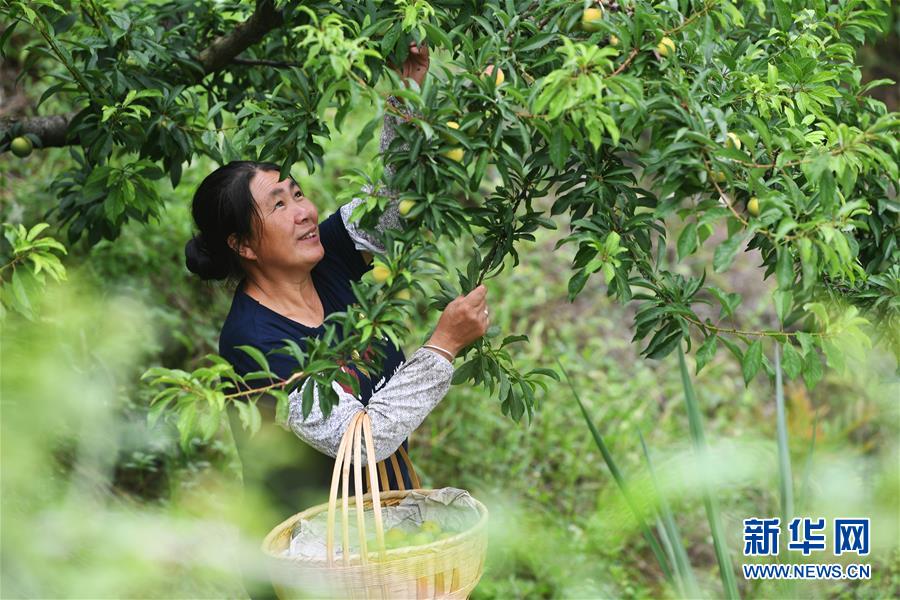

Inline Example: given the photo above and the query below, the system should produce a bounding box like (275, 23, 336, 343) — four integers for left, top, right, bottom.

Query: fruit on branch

(372, 261, 391, 283)
(482, 64, 504, 85)
(725, 132, 742, 150)
(398, 199, 416, 216)
(748, 197, 760, 217)
(441, 119, 465, 161)
(394, 288, 412, 301)
(712, 170, 727, 183)
(609, 34, 619, 45)
(656, 36, 675, 57)
(443, 147, 465, 162)
(10, 136, 33, 157)
(580, 7, 604, 32)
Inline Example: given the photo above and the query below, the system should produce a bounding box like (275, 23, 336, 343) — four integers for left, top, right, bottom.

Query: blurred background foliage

(2, 1, 899, 598)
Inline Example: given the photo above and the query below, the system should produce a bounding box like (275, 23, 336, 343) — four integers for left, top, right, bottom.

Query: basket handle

(364, 443, 422, 492)
(326, 410, 388, 566)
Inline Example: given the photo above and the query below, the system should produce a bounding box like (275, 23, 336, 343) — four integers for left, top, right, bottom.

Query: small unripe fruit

(712, 170, 727, 183)
(483, 64, 504, 85)
(384, 528, 406, 549)
(398, 199, 416, 216)
(581, 7, 604, 32)
(421, 520, 441, 534)
(657, 36, 675, 57)
(10, 136, 33, 157)
(748, 197, 760, 217)
(394, 289, 411, 301)
(372, 262, 391, 283)
(443, 147, 464, 162)
(609, 34, 619, 46)
(446, 121, 460, 131)
(725, 132, 742, 150)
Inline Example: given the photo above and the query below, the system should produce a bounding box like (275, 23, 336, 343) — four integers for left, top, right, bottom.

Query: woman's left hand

(392, 41, 429, 88)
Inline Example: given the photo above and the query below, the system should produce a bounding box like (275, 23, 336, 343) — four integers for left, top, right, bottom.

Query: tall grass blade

(774, 345, 795, 526)
(798, 409, 819, 512)
(557, 360, 675, 585)
(677, 345, 740, 599)
(653, 515, 684, 597)
(639, 430, 701, 598)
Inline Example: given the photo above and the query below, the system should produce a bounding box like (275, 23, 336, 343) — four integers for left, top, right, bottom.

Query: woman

(184, 44, 489, 523)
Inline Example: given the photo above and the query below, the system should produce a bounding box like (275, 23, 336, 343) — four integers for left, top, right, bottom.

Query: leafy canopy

(1, 0, 897, 440)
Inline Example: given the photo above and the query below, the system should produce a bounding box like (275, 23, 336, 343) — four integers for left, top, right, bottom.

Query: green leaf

(802, 350, 823, 389)
(695, 335, 718, 374)
(272, 390, 290, 425)
(821, 339, 847, 374)
(742, 340, 763, 384)
(237, 345, 271, 373)
(516, 32, 556, 53)
(773, 290, 793, 325)
(713, 232, 747, 272)
(677, 222, 698, 260)
(781, 342, 802, 379)
(451, 359, 478, 385)
(10, 270, 33, 317)
(177, 402, 197, 450)
(421, 23, 451, 49)
(707, 286, 742, 318)
(301, 379, 316, 418)
(199, 407, 221, 440)
(25, 223, 50, 241)
(567, 270, 589, 301)
(549, 126, 567, 170)
(528, 367, 560, 381)
(602, 262, 616, 284)
(776, 247, 793, 290)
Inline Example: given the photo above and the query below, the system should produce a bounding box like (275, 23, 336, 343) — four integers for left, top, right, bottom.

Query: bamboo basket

(262, 411, 489, 599)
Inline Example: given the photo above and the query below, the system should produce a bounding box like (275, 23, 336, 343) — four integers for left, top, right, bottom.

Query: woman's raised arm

(286, 347, 452, 462)
(341, 43, 429, 259)
(339, 95, 415, 258)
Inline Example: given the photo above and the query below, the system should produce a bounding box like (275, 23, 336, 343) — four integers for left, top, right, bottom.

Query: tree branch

(1, 113, 76, 148)
(1, 0, 285, 151)
(196, 0, 283, 73)
(232, 57, 299, 69)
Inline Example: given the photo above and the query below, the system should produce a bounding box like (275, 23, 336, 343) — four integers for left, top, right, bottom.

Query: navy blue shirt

(219, 210, 412, 492)
(219, 210, 406, 400)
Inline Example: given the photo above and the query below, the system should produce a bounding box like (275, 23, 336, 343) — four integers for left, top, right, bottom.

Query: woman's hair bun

(186, 160, 282, 282)
(184, 235, 229, 280)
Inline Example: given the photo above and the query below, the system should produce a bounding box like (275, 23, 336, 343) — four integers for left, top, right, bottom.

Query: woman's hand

(427, 284, 490, 358)
(390, 41, 430, 88)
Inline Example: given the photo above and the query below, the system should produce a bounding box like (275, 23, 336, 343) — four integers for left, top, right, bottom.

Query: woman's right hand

(427, 284, 490, 358)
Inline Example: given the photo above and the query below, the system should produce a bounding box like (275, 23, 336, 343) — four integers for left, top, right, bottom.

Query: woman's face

(240, 170, 324, 273)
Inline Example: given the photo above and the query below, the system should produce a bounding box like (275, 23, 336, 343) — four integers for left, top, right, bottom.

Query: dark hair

(185, 161, 281, 280)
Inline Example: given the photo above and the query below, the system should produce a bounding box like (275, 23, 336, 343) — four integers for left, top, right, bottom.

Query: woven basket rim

(262, 488, 489, 564)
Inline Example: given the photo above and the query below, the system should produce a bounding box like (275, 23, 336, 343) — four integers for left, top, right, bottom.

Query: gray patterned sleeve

(340, 96, 410, 255)
(286, 348, 453, 462)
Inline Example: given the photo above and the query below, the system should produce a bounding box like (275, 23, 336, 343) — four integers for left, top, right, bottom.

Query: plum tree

(1, 0, 897, 432)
